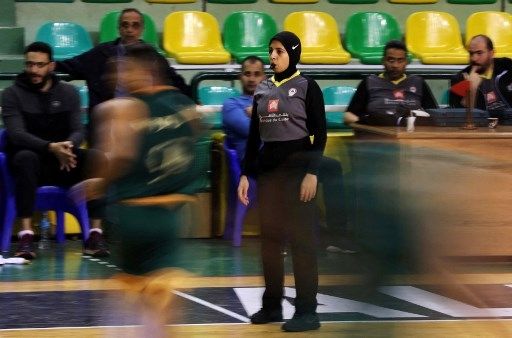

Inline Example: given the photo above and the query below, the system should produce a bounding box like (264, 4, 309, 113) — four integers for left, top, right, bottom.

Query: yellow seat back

(163, 11, 231, 64)
(466, 12, 512, 58)
(406, 11, 468, 64)
(284, 11, 350, 64)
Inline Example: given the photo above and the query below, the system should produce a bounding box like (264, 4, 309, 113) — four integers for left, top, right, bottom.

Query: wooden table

(348, 123, 512, 259)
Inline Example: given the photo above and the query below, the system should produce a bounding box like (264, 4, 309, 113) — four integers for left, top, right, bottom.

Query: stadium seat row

(15, 0, 512, 3)
(35, 10, 512, 65)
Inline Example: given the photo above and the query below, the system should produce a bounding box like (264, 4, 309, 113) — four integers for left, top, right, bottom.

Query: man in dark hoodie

(55, 8, 190, 146)
(450, 35, 512, 116)
(1, 42, 108, 260)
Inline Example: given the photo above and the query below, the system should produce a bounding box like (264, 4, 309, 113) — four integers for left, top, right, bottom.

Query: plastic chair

(99, 11, 164, 54)
(323, 86, 356, 129)
(466, 12, 512, 58)
(76, 85, 89, 125)
(271, 0, 318, 3)
(389, 0, 437, 3)
(405, 11, 468, 64)
(328, 0, 378, 3)
(223, 142, 256, 247)
(163, 11, 231, 64)
(35, 22, 93, 61)
(448, 0, 495, 3)
(198, 86, 241, 129)
(223, 11, 277, 64)
(0, 130, 90, 253)
(82, 0, 132, 2)
(345, 12, 402, 65)
(284, 11, 351, 64)
(208, 0, 255, 3)
(146, 0, 195, 3)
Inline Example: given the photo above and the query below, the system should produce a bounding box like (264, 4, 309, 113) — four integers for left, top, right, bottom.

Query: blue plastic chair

(322, 86, 356, 129)
(222, 142, 256, 247)
(0, 130, 90, 253)
(198, 86, 241, 129)
(35, 22, 93, 61)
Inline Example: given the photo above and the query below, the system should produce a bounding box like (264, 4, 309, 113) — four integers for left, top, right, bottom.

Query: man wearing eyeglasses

(55, 8, 189, 145)
(1, 42, 108, 260)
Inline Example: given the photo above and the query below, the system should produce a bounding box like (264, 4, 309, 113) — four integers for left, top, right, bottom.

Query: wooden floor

(1, 239, 512, 338)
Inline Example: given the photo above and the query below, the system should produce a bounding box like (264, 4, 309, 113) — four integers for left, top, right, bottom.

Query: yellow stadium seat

(389, 0, 437, 3)
(271, 0, 318, 3)
(146, 0, 195, 3)
(406, 11, 468, 64)
(466, 12, 512, 59)
(163, 11, 231, 64)
(283, 11, 351, 64)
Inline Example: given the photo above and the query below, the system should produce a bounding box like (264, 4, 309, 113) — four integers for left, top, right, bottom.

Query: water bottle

(38, 212, 51, 250)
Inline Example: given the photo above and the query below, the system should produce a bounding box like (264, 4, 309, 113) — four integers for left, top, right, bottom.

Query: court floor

(1, 238, 512, 337)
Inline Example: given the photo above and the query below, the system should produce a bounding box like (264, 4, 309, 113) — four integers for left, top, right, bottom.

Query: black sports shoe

(282, 312, 320, 332)
(15, 233, 36, 260)
(250, 308, 283, 324)
(83, 231, 110, 257)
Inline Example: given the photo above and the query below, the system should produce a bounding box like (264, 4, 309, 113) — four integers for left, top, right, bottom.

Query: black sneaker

(83, 231, 110, 257)
(15, 233, 36, 260)
(282, 312, 320, 332)
(326, 238, 358, 254)
(250, 308, 283, 324)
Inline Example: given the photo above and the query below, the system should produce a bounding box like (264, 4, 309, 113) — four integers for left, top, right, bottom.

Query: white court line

(173, 290, 250, 323)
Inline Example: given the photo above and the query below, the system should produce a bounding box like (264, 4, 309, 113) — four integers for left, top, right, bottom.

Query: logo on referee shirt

(268, 99, 279, 112)
(288, 88, 297, 97)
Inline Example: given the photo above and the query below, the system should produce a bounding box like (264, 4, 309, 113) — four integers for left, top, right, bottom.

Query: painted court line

(172, 290, 251, 323)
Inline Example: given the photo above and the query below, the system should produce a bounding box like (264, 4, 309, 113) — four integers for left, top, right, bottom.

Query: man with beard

(1, 42, 108, 260)
(450, 35, 512, 115)
(344, 40, 438, 126)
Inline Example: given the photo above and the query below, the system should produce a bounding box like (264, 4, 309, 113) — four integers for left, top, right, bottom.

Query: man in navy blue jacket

(55, 8, 189, 145)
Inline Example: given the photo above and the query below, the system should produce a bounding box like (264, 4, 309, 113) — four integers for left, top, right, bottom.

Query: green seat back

(223, 11, 277, 64)
(35, 22, 93, 61)
(99, 11, 164, 54)
(322, 86, 356, 129)
(328, 0, 378, 3)
(448, 0, 496, 3)
(82, 0, 132, 3)
(345, 12, 402, 64)
(208, 0, 256, 3)
(198, 86, 241, 129)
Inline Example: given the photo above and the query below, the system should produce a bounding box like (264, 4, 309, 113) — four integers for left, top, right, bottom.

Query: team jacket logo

(393, 89, 405, 100)
(288, 88, 297, 97)
(268, 99, 279, 112)
(51, 101, 61, 108)
(409, 86, 417, 93)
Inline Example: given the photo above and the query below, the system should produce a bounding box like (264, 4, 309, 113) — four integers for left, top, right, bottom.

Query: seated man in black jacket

(1, 42, 108, 260)
(344, 40, 438, 126)
(55, 8, 190, 146)
(450, 34, 512, 117)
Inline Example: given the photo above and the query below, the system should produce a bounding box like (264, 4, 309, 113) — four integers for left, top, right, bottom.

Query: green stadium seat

(16, 0, 74, 2)
(466, 12, 512, 58)
(82, 0, 131, 3)
(223, 11, 277, 64)
(271, 0, 318, 3)
(208, 0, 256, 3)
(328, 0, 378, 3)
(322, 86, 355, 129)
(448, 0, 495, 3)
(146, 0, 195, 3)
(345, 12, 402, 65)
(35, 22, 93, 61)
(199, 86, 241, 129)
(99, 11, 164, 55)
